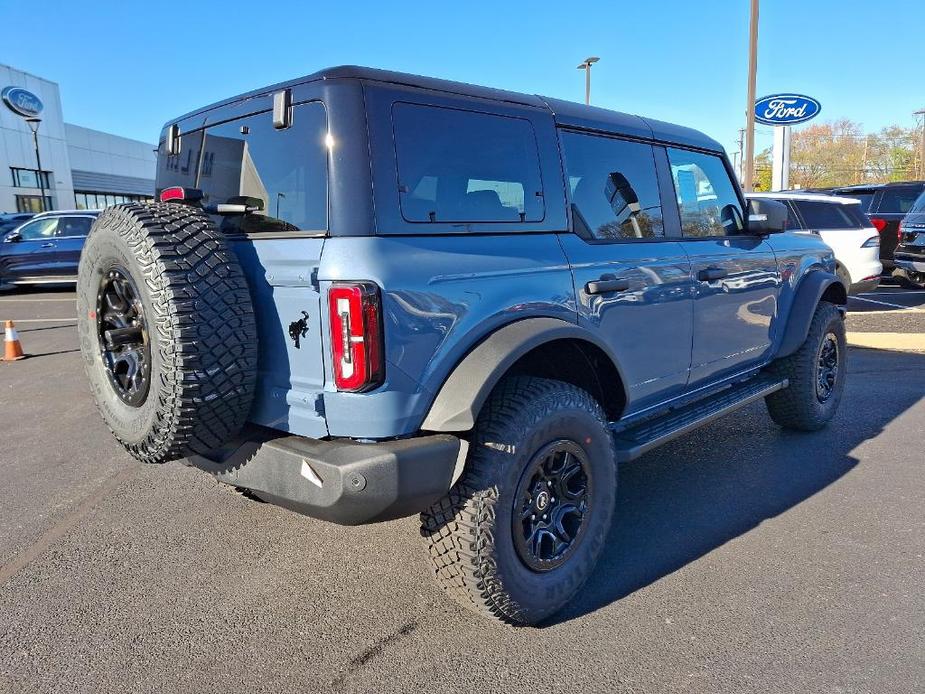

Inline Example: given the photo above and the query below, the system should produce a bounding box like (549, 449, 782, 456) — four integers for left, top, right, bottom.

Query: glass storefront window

(11, 168, 52, 189)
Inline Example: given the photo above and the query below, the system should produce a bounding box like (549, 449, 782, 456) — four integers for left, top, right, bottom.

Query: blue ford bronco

(77, 66, 847, 625)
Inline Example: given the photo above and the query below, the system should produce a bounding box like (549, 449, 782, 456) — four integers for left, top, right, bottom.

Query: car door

(665, 147, 781, 388)
(557, 131, 694, 413)
(53, 215, 95, 277)
(0, 217, 60, 282)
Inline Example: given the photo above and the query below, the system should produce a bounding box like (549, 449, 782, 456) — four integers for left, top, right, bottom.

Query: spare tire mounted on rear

(76, 203, 258, 463)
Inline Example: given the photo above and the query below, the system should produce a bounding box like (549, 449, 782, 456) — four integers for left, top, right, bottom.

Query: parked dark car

(0, 210, 99, 289)
(827, 182, 925, 270)
(0, 212, 35, 236)
(894, 189, 925, 287)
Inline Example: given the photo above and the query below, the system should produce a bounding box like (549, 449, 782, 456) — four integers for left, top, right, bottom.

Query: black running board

(610, 376, 788, 462)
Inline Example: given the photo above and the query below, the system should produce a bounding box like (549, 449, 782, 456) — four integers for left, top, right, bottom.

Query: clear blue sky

(3, 0, 923, 156)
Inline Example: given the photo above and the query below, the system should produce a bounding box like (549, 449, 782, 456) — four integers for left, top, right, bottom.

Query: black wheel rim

(512, 440, 592, 572)
(816, 331, 839, 403)
(96, 267, 150, 407)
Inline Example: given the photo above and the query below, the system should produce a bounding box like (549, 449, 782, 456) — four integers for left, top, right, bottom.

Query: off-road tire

(77, 203, 258, 463)
(420, 376, 617, 626)
(764, 301, 845, 431)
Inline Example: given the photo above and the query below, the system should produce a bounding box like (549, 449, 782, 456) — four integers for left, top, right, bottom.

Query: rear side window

(792, 200, 867, 229)
(878, 186, 924, 214)
(157, 102, 328, 233)
(393, 103, 544, 224)
(910, 191, 925, 214)
(561, 131, 663, 240)
(667, 148, 744, 237)
(56, 217, 93, 238)
(841, 191, 875, 212)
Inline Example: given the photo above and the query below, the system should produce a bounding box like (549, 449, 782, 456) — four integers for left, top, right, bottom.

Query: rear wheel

(420, 376, 617, 625)
(77, 203, 258, 463)
(765, 301, 846, 431)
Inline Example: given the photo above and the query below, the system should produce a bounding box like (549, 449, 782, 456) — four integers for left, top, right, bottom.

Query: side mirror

(3, 231, 21, 243)
(747, 198, 788, 235)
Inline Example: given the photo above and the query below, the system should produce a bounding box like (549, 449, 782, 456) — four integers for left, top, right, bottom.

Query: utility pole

(737, 128, 746, 182)
(858, 136, 869, 185)
(743, 0, 760, 192)
(576, 57, 600, 105)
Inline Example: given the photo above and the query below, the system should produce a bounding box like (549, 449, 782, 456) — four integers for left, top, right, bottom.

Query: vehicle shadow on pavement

(549, 347, 925, 626)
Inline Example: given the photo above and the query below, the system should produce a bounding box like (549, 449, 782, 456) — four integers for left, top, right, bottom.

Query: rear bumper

(850, 277, 880, 294)
(894, 256, 925, 274)
(188, 430, 462, 525)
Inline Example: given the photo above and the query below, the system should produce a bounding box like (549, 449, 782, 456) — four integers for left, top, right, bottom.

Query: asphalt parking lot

(1, 284, 923, 693)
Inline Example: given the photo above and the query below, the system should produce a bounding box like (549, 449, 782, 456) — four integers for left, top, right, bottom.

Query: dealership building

(0, 63, 155, 214)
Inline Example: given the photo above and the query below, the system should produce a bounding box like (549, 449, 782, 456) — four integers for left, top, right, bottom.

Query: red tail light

(158, 186, 203, 203)
(159, 186, 186, 202)
(328, 282, 384, 392)
(870, 217, 887, 233)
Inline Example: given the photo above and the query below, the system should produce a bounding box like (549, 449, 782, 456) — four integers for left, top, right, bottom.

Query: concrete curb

(847, 332, 925, 352)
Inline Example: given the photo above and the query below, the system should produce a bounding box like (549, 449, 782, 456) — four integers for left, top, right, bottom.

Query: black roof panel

(170, 65, 723, 152)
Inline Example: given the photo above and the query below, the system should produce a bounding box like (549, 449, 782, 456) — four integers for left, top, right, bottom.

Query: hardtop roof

(169, 65, 724, 153)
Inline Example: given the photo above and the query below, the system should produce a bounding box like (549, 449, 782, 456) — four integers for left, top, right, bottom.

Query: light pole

(743, 0, 760, 192)
(276, 191, 285, 218)
(25, 117, 47, 211)
(915, 109, 925, 179)
(576, 57, 600, 105)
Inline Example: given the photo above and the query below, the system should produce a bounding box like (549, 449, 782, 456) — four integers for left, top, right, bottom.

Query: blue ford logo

(754, 94, 821, 126)
(1, 86, 44, 118)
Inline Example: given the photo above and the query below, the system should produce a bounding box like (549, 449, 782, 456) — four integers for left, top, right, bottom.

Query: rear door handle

(697, 267, 728, 282)
(40, 242, 55, 248)
(585, 278, 630, 294)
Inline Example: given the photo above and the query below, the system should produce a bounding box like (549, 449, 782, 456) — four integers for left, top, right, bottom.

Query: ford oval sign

(754, 94, 821, 126)
(2, 86, 44, 119)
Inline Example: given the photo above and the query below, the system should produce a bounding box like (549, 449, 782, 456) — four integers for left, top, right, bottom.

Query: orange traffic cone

(3, 320, 26, 361)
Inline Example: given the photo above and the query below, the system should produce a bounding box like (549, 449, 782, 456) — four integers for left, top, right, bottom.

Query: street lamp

(576, 57, 600, 106)
(25, 117, 46, 211)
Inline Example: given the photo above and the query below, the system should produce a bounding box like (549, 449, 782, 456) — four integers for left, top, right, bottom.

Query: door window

(667, 149, 744, 237)
(16, 218, 58, 240)
(561, 131, 663, 240)
(56, 217, 94, 238)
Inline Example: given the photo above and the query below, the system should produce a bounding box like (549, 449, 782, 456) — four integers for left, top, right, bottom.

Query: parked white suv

(748, 192, 882, 294)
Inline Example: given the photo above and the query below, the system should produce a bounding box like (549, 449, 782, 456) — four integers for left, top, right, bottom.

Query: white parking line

(4, 318, 76, 323)
(0, 298, 76, 302)
(859, 291, 925, 296)
(847, 309, 924, 316)
(850, 296, 925, 311)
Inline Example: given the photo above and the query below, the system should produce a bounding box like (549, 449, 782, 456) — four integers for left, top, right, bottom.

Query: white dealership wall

(0, 64, 155, 213)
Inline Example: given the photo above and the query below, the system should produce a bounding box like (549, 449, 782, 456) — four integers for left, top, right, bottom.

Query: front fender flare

(777, 270, 846, 358)
(420, 317, 624, 432)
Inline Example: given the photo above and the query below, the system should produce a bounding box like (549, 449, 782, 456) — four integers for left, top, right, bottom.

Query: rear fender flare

(420, 317, 626, 432)
(777, 270, 846, 358)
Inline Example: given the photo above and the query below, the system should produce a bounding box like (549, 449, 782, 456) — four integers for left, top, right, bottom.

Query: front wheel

(420, 376, 617, 625)
(765, 301, 846, 431)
